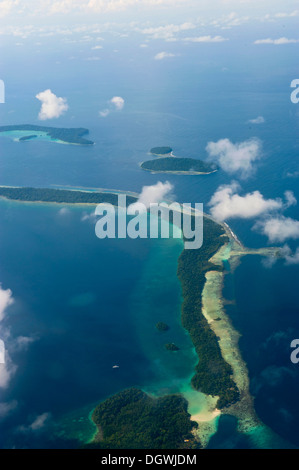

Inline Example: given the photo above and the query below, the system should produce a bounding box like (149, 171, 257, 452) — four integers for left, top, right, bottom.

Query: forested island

(0, 187, 136, 206)
(150, 146, 173, 155)
(86, 388, 197, 449)
(141, 157, 217, 174)
(0, 125, 94, 145)
(177, 217, 239, 409)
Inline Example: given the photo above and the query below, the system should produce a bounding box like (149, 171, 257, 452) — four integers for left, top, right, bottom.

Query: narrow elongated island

(0, 125, 94, 145)
(141, 157, 217, 175)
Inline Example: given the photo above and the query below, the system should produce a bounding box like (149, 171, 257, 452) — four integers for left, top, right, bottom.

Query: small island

(141, 157, 217, 175)
(165, 343, 180, 351)
(150, 146, 172, 156)
(86, 388, 197, 449)
(155, 322, 169, 332)
(0, 125, 94, 145)
(0, 186, 137, 206)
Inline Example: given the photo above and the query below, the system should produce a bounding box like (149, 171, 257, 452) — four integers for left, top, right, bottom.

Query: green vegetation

(150, 146, 172, 155)
(141, 157, 216, 174)
(0, 124, 94, 145)
(165, 343, 180, 351)
(0, 187, 137, 206)
(156, 322, 169, 332)
(87, 388, 198, 449)
(177, 217, 239, 409)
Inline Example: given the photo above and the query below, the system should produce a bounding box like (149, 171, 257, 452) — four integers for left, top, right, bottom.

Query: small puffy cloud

(281, 245, 299, 265)
(81, 211, 97, 223)
(154, 51, 175, 60)
(139, 22, 195, 41)
(58, 207, 71, 217)
(128, 181, 173, 214)
(91, 45, 102, 50)
(99, 109, 110, 118)
(254, 38, 299, 45)
(110, 96, 124, 110)
(208, 182, 284, 221)
(206, 138, 262, 178)
(284, 190, 297, 208)
(286, 171, 299, 178)
(255, 216, 299, 243)
(248, 116, 265, 124)
(14, 336, 36, 351)
(183, 35, 227, 43)
(36, 89, 68, 120)
(99, 96, 125, 117)
(0, 0, 18, 18)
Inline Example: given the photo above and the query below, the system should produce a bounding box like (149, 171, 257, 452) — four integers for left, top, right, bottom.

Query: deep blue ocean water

(0, 33, 298, 448)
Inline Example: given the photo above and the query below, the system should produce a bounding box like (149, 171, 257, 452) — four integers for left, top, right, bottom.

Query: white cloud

(255, 216, 299, 243)
(281, 245, 299, 265)
(274, 10, 299, 18)
(100, 96, 125, 117)
(208, 182, 284, 221)
(183, 35, 228, 43)
(91, 45, 103, 49)
(139, 22, 195, 40)
(81, 211, 98, 223)
(154, 51, 175, 60)
(284, 190, 297, 208)
(58, 207, 71, 217)
(248, 116, 265, 124)
(128, 181, 173, 214)
(110, 96, 125, 110)
(99, 108, 110, 117)
(254, 37, 299, 45)
(206, 138, 262, 178)
(0, 285, 15, 389)
(14, 336, 36, 351)
(36, 89, 68, 120)
(0, 0, 19, 18)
